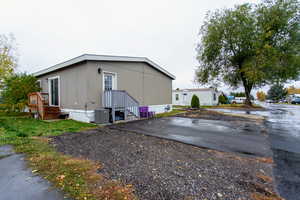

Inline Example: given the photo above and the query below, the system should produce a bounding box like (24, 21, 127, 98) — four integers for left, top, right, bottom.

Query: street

(263, 104, 300, 200)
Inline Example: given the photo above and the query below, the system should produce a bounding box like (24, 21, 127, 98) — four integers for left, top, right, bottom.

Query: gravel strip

(51, 127, 275, 200)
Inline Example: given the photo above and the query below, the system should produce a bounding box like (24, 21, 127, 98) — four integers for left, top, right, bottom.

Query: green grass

(202, 104, 262, 109)
(155, 109, 186, 118)
(0, 112, 137, 200)
(0, 113, 96, 145)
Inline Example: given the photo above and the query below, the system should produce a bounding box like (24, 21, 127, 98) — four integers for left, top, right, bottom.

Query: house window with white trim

(176, 94, 179, 101)
(103, 72, 116, 91)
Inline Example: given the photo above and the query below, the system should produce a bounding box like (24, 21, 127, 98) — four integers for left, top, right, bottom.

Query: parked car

(266, 99, 276, 103)
(291, 97, 300, 104)
(231, 97, 246, 104)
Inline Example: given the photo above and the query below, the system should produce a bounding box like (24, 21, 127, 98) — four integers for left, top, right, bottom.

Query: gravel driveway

(51, 127, 277, 200)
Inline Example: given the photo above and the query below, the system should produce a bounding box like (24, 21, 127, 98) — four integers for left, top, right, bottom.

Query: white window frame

(175, 94, 179, 101)
(102, 71, 117, 91)
(37, 80, 42, 89)
(48, 76, 60, 107)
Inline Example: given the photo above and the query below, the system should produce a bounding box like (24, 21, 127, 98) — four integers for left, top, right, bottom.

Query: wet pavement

(210, 103, 300, 200)
(0, 145, 68, 200)
(259, 104, 300, 200)
(110, 116, 271, 157)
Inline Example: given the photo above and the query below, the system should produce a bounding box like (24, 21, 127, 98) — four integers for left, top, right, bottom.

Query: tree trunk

(241, 73, 253, 106)
(244, 87, 252, 106)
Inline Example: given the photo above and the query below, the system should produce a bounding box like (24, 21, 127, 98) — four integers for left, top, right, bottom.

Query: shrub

(218, 95, 228, 104)
(1, 73, 40, 112)
(191, 95, 200, 108)
(17, 132, 28, 137)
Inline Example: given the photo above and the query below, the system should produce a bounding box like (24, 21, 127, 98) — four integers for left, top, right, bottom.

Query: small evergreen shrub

(218, 95, 228, 104)
(191, 95, 200, 108)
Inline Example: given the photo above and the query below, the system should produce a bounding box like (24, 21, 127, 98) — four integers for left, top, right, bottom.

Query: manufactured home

(29, 54, 175, 123)
(172, 88, 219, 106)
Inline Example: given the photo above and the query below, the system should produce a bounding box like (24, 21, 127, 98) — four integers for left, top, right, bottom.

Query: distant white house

(172, 88, 220, 106)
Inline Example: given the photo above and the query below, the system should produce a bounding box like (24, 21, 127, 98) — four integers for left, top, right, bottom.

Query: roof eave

(33, 54, 176, 80)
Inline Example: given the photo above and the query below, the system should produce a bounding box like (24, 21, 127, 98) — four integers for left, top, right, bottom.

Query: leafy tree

(191, 95, 200, 108)
(230, 92, 246, 97)
(267, 84, 288, 100)
(256, 91, 267, 101)
(196, 0, 300, 106)
(1, 73, 40, 112)
(218, 94, 228, 104)
(0, 34, 17, 87)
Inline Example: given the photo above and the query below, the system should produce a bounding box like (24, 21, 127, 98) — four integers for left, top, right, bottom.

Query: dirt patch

(51, 127, 276, 200)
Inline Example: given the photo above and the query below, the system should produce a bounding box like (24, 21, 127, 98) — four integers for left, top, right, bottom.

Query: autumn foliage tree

(256, 91, 267, 101)
(196, 0, 300, 106)
(287, 86, 300, 94)
(0, 34, 17, 87)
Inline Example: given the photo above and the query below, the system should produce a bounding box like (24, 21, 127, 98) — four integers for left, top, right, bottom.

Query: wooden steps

(28, 92, 62, 120)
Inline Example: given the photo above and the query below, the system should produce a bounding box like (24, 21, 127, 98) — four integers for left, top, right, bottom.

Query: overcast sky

(1, 0, 299, 93)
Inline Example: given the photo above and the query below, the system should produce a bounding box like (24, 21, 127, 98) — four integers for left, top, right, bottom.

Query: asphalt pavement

(0, 145, 68, 200)
(110, 115, 272, 157)
(212, 103, 300, 200)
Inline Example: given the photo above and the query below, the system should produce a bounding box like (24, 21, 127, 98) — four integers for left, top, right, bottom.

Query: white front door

(103, 73, 117, 91)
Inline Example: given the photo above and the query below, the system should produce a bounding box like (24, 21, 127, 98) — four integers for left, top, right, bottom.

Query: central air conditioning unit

(94, 109, 110, 124)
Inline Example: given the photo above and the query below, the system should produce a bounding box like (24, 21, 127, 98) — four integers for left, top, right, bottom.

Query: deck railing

(28, 92, 49, 119)
(103, 90, 140, 121)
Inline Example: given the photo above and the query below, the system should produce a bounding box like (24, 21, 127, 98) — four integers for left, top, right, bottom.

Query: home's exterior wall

(37, 61, 91, 110)
(172, 90, 219, 106)
(37, 60, 173, 112)
(84, 61, 172, 108)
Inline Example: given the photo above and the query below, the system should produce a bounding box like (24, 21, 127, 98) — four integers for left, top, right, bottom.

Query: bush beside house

(218, 95, 228, 104)
(191, 95, 200, 108)
(1, 73, 40, 112)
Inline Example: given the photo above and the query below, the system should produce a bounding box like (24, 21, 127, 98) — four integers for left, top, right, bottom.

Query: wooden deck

(28, 92, 61, 120)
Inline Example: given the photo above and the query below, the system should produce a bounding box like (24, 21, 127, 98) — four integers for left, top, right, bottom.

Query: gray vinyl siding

(36, 60, 172, 110)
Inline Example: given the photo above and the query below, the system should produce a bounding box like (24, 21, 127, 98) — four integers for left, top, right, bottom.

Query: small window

(37, 80, 42, 88)
(176, 94, 179, 101)
(213, 93, 216, 101)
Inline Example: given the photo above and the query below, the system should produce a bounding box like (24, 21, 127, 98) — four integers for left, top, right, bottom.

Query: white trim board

(62, 108, 95, 123)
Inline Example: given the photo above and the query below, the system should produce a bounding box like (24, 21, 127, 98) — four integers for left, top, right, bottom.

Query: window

(213, 93, 216, 101)
(104, 74, 113, 91)
(103, 73, 116, 91)
(37, 80, 41, 89)
(176, 94, 179, 101)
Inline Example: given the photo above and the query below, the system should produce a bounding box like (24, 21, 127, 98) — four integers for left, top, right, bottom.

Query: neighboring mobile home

(31, 54, 175, 122)
(172, 88, 219, 106)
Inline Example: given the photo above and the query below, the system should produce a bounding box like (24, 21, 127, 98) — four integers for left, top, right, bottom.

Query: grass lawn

(0, 112, 137, 200)
(155, 109, 186, 118)
(173, 104, 263, 109)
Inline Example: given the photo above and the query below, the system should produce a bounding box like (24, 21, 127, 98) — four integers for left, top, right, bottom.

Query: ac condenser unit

(94, 109, 110, 124)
